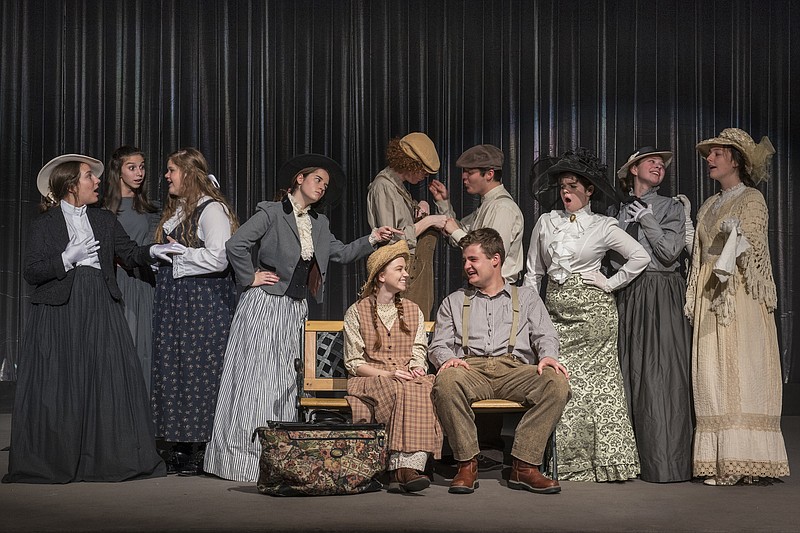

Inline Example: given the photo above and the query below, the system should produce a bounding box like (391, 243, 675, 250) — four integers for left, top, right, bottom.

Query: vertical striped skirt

(203, 289, 307, 482)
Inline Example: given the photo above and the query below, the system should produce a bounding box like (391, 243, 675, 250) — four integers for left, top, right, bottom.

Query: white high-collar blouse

(523, 204, 650, 293)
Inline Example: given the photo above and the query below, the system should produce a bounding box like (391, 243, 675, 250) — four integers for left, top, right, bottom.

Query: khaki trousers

(432, 355, 570, 465)
(402, 230, 438, 320)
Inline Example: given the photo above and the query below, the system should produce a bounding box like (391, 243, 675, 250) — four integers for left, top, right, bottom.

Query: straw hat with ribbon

(696, 128, 775, 184)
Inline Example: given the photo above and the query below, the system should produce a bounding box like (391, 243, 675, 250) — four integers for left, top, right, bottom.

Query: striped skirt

(203, 289, 308, 482)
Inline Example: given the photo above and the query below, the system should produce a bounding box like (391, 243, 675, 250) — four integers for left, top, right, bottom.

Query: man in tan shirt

(429, 144, 525, 283)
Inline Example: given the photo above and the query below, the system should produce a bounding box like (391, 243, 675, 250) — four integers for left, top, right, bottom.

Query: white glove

(720, 217, 740, 235)
(150, 242, 187, 263)
(624, 200, 653, 223)
(63, 236, 100, 265)
(581, 270, 612, 293)
(674, 195, 695, 252)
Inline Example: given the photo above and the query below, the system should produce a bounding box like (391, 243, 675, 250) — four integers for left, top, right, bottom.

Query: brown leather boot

(387, 468, 430, 493)
(449, 457, 479, 494)
(508, 458, 560, 494)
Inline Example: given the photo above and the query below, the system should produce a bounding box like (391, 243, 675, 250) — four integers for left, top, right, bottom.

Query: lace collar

(288, 192, 311, 217)
(711, 182, 747, 213)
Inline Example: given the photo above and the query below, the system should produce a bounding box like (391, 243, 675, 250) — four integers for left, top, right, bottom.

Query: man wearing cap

(429, 144, 525, 283)
(367, 133, 448, 319)
(429, 228, 570, 495)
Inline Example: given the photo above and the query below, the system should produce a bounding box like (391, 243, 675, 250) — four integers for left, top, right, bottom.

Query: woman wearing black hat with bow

(524, 148, 649, 482)
(609, 147, 693, 483)
(203, 154, 398, 482)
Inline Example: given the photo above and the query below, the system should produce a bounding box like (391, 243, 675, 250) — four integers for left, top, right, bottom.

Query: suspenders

(461, 286, 520, 357)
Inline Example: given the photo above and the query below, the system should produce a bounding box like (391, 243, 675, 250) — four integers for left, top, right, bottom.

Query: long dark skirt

(151, 266, 236, 442)
(4, 267, 165, 483)
(616, 271, 693, 482)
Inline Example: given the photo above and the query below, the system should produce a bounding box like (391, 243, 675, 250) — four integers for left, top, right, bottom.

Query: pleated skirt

(4, 267, 165, 483)
(116, 268, 155, 395)
(203, 290, 308, 482)
(546, 274, 640, 482)
(616, 271, 693, 482)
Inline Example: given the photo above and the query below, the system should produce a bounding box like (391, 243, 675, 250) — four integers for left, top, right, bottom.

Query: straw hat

(277, 154, 345, 207)
(360, 240, 410, 296)
(399, 132, 440, 174)
(616, 146, 673, 179)
(36, 154, 104, 198)
(696, 128, 775, 184)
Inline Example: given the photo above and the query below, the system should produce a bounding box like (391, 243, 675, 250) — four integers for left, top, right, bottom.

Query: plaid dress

(345, 299, 442, 458)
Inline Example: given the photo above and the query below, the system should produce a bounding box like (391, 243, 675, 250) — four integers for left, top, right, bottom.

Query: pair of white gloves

(63, 238, 187, 266)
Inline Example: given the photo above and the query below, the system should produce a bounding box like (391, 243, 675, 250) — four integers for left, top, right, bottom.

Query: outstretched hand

(371, 226, 404, 243)
(428, 179, 449, 201)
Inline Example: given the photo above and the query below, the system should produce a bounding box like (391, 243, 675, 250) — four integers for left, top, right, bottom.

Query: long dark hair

(103, 145, 158, 215)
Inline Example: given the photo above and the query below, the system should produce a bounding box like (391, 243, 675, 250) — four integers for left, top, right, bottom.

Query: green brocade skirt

(545, 274, 640, 482)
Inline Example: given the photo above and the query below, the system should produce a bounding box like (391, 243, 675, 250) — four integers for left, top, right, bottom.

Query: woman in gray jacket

(203, 154, 397, 482)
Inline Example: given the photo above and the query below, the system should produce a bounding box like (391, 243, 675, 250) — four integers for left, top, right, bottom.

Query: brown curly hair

(386, 138, 427, 174)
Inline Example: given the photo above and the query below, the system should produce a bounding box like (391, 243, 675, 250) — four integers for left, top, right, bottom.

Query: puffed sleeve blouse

(524, 205, 650, 293)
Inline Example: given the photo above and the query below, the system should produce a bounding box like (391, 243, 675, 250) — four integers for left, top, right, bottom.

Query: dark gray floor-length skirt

(117, 268, 155, 395)
(5, 267, 165, 483)
(616, 270, 693, 482)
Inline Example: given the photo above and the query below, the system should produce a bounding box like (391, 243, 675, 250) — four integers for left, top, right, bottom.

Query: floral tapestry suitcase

(253, 421, 387, 496)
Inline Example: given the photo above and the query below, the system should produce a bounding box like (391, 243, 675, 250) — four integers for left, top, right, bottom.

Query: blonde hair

(155, 147, 239, 246)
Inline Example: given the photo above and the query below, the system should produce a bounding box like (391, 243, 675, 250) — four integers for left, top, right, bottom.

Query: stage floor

(1, 411, 798, 532)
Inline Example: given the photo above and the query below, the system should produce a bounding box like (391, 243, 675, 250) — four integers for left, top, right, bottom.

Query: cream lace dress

(685, 185, 789, 479)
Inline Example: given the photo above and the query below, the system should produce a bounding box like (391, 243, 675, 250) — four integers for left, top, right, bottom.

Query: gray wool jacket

(225, 196, 374, 304)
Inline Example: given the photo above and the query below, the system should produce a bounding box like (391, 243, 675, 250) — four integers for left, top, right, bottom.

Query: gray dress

(115, 198, 160, 394)
(608, 188, 693, 482)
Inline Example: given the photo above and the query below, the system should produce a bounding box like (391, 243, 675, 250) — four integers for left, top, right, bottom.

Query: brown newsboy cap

(456, 144, 504, 170)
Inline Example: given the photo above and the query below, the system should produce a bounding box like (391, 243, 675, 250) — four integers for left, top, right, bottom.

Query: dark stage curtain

(1, 0, 798, 384)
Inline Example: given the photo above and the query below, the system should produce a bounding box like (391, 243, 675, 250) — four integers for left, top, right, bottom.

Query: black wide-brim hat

(277, 154, 345, 208)
(530, 148, 622, 213)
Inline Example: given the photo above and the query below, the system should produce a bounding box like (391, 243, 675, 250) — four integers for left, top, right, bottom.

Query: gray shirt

(608, 187, 686, 273)
(428, 283, 560, 368)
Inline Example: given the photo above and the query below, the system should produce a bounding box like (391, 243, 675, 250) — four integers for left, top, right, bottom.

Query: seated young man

(429, 228, 571, 494)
